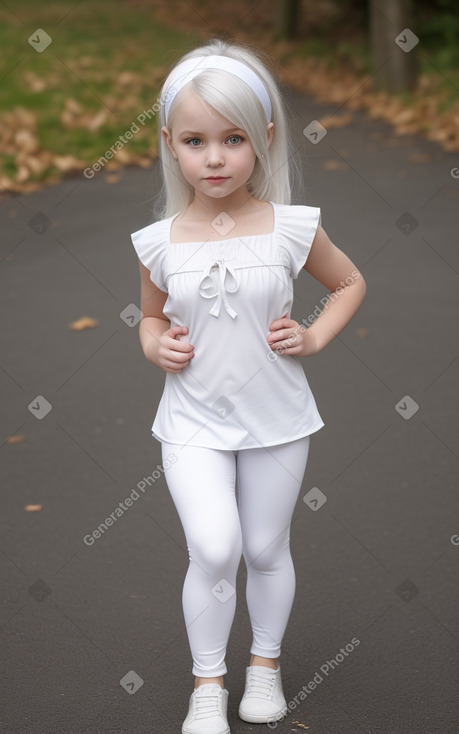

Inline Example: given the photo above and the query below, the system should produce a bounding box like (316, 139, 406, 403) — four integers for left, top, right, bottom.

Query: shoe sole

(182, 727, 230, 734)
(238, 705, 288, 724)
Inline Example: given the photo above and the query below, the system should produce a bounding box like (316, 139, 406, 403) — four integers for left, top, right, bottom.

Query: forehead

(170, 85, 235, 130)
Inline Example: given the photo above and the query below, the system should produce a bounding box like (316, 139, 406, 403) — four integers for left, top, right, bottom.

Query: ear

(161, 125, 176, 158)
(267, 122, 274, 149)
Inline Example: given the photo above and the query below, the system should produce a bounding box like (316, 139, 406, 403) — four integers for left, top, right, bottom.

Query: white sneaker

(238, 665, 288, 724)
(182, 683, 231, 734)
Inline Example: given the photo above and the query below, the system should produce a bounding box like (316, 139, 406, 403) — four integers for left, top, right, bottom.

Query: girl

(131, 38, 366, 734)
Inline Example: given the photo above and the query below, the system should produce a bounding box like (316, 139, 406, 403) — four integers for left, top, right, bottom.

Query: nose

(206, 143, 224, 167)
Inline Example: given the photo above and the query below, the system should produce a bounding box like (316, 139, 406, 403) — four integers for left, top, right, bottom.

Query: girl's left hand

(266, 314, 317, 358)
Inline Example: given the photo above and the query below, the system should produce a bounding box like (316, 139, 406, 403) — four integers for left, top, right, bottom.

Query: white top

(131, 201, 324, 450)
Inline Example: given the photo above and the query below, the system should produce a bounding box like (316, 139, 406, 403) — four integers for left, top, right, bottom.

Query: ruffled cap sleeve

(277, 204, 321, 279)
(131, 220, 168, 293)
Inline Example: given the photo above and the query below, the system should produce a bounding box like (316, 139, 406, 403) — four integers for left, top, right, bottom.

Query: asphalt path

(1, 84, 458, 733)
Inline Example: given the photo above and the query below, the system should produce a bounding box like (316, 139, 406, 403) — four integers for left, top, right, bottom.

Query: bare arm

(138, 261, 194, 372)
(267, 225, 366, 357)
(303, 225, 367, 353)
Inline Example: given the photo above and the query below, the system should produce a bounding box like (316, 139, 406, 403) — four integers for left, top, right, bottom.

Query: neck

(188, 189, 260, 221)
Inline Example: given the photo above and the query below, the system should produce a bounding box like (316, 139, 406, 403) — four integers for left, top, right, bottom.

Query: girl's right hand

(150, 325, 195, 373)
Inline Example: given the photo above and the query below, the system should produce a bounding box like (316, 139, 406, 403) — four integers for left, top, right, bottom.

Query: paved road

(1, 83, 458, 734)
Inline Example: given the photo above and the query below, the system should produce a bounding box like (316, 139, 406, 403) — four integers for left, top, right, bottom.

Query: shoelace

(192, 688, 224, 720)
(246, 669, 276, 698)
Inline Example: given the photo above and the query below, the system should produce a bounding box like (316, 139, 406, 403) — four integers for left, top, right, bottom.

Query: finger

(164, 337, 194, 352)
(269, 333, 299, 350)
(164, 357, 191, 371)
(267, 328, 289, 343)
(269, 318, 293, 331)
(168, 350, 194, 363)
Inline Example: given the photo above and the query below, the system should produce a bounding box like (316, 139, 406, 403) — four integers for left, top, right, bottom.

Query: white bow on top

(198, 259, 240, 318)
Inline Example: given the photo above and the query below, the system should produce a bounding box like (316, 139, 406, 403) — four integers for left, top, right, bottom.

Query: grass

(0, 1, 192, 188)
(1, 1, 458, 190)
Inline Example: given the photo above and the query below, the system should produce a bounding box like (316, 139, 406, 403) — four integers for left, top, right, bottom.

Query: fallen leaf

(392, 108, 416, 125)
(318, 113, 353, 129)
(87, 109, 109, 131)
(105, 173, 121, 184)
(115, 148, 132, 164)
(14, 129, 39, 154)
(69, 316, 99, 331)
(65, 98, 84, 115)
(52, 154, 86, 172)
(22, 155, 48, 175)
(409, 152, 432, 163)
(0, 175, 14, 190)
(6, 434, 25, 444)
(322, 159, 348, 170)
(15, 165, 30, 183)
(22, 70, 47, 92)
(138, 156, 154, 167)
(25, 504, 42, 512)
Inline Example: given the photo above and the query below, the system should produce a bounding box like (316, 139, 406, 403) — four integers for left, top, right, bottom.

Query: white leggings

(160, 436, 310, 677)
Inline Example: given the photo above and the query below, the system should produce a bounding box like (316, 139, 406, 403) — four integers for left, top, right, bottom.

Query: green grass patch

(0, 0, 192, 184)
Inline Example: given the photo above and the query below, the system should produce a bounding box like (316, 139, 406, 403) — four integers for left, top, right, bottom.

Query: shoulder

(274, 201, 320, 221)
(131, 217, 172, 292)
(273, 202, 322, 278)
(131, 216, 171, 251)
(273, 202, 321, 241)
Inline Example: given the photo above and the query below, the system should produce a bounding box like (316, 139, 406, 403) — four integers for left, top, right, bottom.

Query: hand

(150, 325, 195, 373)
(266, 314, 317, 358)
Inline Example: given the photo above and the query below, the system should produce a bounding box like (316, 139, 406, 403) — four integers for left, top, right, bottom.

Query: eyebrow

(178, 128, 244, 136)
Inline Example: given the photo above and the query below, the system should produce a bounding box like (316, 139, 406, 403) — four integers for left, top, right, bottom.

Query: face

(161, 86, 274, 203)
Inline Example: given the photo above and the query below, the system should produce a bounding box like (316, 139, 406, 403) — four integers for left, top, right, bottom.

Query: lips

(205, 176, 228, 180)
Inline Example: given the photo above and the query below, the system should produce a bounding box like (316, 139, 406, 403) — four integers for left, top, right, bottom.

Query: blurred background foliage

(0, 0, 457, 194)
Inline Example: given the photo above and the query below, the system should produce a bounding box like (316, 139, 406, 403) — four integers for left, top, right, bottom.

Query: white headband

(163, 55, 272, 125)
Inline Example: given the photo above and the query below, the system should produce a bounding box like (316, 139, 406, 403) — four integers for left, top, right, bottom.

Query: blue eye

(184, 135, 244, 146)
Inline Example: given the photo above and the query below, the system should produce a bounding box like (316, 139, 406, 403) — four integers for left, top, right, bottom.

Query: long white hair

(153, 38, 302, 221)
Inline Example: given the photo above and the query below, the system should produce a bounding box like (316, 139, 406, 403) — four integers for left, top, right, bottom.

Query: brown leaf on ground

(19, 155, 48, 175)
(408, 152, 432, 163)
(0, 175, 14, 190)
(69, 317, 99, 330)
(14, 129, 39, 154)
(52, 154, 86, 172)
(115, 148, 133, 164)
(22, 71, 47, 92)
(87, 109, 109, 131)
(138, 156, 154, 167)
(116, 71, 143, 90)
(15, 165, 30, 183)
(6, 435, 25, 444)
(318, 113, 353, 129)
(25, 504, 42, 512)
(322, 159, 348, 170)
(105, 173, 122, 184)
(65, 98, 84, 115)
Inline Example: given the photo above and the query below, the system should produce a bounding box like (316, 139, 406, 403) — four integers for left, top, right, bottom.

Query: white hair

(153, 38, 303, 220)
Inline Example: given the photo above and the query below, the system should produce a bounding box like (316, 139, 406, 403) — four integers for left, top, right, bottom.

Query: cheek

(239, 150, 256, 172)
(179, 154, 198, 178)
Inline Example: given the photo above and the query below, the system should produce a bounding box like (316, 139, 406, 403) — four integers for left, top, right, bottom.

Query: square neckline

(168, 201, 277, 244)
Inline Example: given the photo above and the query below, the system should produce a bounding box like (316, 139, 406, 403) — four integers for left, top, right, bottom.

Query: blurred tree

(275, 0, 301, 40)
(370, 0, 419, 91)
